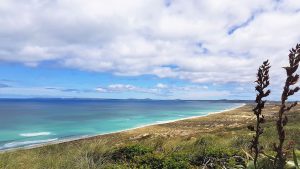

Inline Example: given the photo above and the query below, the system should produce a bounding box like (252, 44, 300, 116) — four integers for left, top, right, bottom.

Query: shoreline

(0, 103, 247, 153)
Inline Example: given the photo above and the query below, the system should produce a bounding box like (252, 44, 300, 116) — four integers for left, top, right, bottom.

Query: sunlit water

(0, 99, 244, 150)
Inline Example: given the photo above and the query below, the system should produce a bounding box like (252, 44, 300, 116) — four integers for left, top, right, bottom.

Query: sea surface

(0, 99, 244, 150)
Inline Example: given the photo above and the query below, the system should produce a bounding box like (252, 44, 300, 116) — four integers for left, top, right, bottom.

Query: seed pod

(247, 125, 255, 131)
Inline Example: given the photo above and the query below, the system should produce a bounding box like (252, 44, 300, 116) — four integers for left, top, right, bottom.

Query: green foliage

(247, 157, 274, 169)
(108, 143, 191, 169)
(137, 153, 190, 169)
(228, 157, 237, 168)
(190, 136, 244, 168)
(230, 135, 251, 149)
(138, 153, 165, 169)
(163, 153, 191, 169)
(111, 144, 153, 161)
(194, 136, 238, 157)
(293, 149, 300, 169)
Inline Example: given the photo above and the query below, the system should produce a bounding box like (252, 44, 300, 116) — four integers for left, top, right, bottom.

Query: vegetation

(0, 45, 299, 168)
(0, 104, 299, 168)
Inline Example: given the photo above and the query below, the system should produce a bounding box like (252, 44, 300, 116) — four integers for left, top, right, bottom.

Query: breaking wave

(0, 138, 58, 149)
(20, 132, 51, 137)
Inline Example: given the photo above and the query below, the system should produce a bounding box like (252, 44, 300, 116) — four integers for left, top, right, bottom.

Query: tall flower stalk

(248, 60, 271, 168)
(274, 44, 300, 169)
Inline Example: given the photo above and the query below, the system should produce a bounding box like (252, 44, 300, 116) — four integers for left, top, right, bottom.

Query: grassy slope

(0, 104, 299, 169)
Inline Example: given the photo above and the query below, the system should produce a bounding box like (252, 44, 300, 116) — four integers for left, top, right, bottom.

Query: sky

(0, 0, 300, 100)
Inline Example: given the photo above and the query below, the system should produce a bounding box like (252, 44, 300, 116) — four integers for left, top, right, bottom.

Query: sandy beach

(57, 102, 296, 148)
(0, 103, 246, 152)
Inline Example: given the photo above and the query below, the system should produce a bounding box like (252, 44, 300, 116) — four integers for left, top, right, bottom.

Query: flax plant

(248, 60, 271, 169)
(274, 44, 300, 169)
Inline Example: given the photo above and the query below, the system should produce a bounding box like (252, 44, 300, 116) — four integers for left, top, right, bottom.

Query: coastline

(0, 103, 247, 153)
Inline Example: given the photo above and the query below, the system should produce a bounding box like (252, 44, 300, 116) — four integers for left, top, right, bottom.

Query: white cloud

(107, 84, 137, 91)
(96, 83, 161, 95)
(0, 86, 93, 98)
(0, 0, 300, 86)
(156, 83, 167, 89)
(95, 87, 106, 92)
(0, 83, 230, 99)
(203, 86, 208, 89)
(93, 83, 231, 99)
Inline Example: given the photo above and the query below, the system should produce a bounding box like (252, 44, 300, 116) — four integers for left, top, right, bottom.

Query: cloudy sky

(0, 0, 300, 100)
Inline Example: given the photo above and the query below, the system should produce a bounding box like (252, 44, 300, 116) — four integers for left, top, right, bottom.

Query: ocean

(0, 99, 244, 150)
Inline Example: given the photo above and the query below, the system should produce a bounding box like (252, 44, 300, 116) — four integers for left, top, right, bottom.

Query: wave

(155, 120, 173, 123)
(0, 138, 58, 149)
(20, 132, 51, 137)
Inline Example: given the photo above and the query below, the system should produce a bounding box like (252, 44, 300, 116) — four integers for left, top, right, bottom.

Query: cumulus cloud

(94, 83, 225, 99)
(156, 83, 168, 89)
(95, 87, 107, 92)
(95, 83, 164, 96)
(0, 82, 240, 99)
(0, 0, 300, 86)
(107, 84, 137, 91)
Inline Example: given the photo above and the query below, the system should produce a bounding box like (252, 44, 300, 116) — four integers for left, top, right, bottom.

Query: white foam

(20, 132, 51, 137)
(1, 138, 58, 149)
(155, 120, 173, 123)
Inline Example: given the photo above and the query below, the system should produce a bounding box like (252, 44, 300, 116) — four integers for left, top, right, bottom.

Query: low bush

(111, 144, 153, 161)
(138, 152, 190, 169)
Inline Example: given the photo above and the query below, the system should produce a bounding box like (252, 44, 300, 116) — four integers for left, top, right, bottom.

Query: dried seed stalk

(248, 60, 271, 168)
(274, 44, 300, 169)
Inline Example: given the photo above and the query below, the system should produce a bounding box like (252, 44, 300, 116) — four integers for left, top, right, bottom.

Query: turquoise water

(0, 99, 244, 150)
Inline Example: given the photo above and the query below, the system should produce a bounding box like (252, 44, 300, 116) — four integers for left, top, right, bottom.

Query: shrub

(138, 153, 190, 169)
(111, 144, 153, 161)
(138, 153, 164, 169)
(163, 153, 190, 169)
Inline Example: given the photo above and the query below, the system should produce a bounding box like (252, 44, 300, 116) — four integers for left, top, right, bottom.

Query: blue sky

(0, 0, 300, 100)
(0, 62, 241, 99)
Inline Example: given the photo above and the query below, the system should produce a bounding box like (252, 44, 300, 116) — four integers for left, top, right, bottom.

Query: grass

(0, 104, 299, 168)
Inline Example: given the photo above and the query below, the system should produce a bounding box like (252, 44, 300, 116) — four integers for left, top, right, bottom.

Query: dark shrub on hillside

(138, 153, 164, 168)
(111, 144, 153, 161)
(163, 153, 190, 169)
(138, 153, 190, 169)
